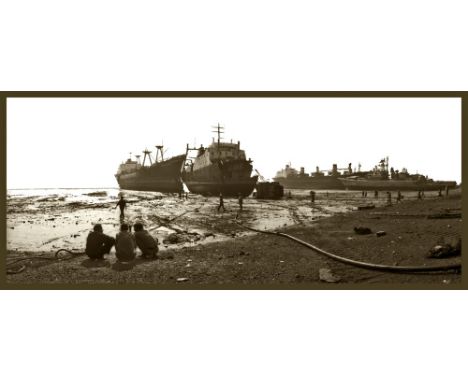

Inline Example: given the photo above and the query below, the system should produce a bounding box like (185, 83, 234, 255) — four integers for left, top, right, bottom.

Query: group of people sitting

(85, 222, 159, 263)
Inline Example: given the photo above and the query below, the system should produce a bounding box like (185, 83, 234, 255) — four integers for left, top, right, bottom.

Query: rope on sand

(6, 249, 86, 275)
(234, 220, 461, 274)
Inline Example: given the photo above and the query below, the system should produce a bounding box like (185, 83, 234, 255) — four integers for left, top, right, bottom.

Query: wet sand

(6, 188, 462, 285)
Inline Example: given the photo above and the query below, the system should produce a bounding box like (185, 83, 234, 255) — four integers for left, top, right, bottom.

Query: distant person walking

(238, 193, 244, 211)
(115, 195, 127, 218)
(396, 190, 402, 203)
(386, 191, 392, 206)
(218, 192, 226, 212)
(310, 190, 316, 203)
(133, 223, 159, 259)
(85, 224, 115, 260)
(438, 188, 443, 197)
(115, 223, 136, 263)
(374, 190, 379, 198)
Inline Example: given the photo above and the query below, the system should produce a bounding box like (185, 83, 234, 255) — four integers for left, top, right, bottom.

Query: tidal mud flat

(6, 188, 462, 285)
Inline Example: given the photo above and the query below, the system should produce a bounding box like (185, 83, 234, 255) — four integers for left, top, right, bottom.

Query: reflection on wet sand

(7, 188, 391, 254)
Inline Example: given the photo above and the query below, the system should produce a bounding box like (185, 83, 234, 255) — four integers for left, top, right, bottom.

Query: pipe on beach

(6, 249, 85, 275)
(234, 220, 461, 274)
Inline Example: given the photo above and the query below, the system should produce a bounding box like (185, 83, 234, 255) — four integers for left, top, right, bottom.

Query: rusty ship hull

(183, 159, 258, 197)
(182, 127, 258, 197)
(339, 177, 457, 191)
(273, 176, 345, 190)
(115, 154, 186, 193)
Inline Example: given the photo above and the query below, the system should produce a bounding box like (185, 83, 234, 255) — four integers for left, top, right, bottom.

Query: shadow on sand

(81, 258, 111, 268)
(111, 256, 160, 272)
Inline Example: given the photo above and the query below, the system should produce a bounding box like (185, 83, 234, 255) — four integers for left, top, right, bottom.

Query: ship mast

(142, 149, 152, 166)
(155, 145, 164, 163)
(212, 123, 224, 152)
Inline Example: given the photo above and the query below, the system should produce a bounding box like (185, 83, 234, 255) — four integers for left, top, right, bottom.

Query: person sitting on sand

(133, 222, 159, 259)
(85, 224, 115, 260)
(115, 223, 136, 263)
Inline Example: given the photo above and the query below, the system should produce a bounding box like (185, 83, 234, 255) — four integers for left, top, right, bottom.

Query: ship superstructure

(339, 157, 457, 190)
(273, 163, 360, 190)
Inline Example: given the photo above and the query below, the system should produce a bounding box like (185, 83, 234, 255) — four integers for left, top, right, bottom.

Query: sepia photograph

(2, 1, 468, 381)
(5, 95, 462, 287)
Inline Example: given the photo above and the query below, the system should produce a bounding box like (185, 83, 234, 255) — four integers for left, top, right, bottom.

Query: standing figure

(218, 192, 226, 212)
(310, 190, 316, 203)
(238, 193, 244, 211)
(396, 190, 402, 203)
(374, 190, 379, 198)
(386, 191, 392, 206)
(133, 223, 159, 259)
(85, 224, 115, 260)
(417, 190, 422, 200)
(115, 223, 136, 263)
(115, 195, 127, 218)
(438, 188, 442, 197)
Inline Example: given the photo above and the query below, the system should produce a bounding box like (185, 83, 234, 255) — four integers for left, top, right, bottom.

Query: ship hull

(273, 176, 345, 190)
(339, 178, 457, 191)
(115, 155, 186, 193)
(183, 159, 258, 197)
(183, 179, 258, 197)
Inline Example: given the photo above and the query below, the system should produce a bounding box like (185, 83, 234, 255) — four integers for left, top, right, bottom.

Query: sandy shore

(6, 188, 462, 286)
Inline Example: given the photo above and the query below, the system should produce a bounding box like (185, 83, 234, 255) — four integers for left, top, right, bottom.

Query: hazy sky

(7, 97, 461, 189)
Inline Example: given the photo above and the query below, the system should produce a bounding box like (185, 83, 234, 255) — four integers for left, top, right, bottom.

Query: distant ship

(115, 146, 186, 193)
(339, 157, 457, 191)
(181, 124, 258, 196)
(273, 163, 365, 190)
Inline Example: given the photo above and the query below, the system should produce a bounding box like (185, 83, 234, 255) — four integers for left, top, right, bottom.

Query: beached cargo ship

(115, 146, 186, 193)
(339, 157, 457, 191)
(273, 163, 366, 190)
(181, 124, 258, 197)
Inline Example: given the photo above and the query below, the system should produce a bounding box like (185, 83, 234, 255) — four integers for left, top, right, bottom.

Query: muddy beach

(6, 188, 462, 286)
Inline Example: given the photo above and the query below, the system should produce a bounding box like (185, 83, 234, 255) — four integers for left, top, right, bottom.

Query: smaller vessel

(254, 169, 284, 199)
(115, 146, 186, 193)
(255, 182, 284, 199)
(273, 163, 366, 190)
(339, 157, 457, 191)
(181, 124, 258, 196)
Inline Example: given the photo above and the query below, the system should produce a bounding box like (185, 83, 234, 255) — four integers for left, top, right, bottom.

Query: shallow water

(7, 188, 431, 253)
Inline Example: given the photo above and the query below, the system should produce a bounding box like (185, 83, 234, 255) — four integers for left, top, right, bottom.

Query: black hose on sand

(6, 249, 85, 275)
(235, 220, 461, 274)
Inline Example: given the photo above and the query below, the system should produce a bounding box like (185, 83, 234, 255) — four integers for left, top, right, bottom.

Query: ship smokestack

(332, 164, 338, 175)
(300, 167, 305, 175)
(316, 166, 319, 173)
